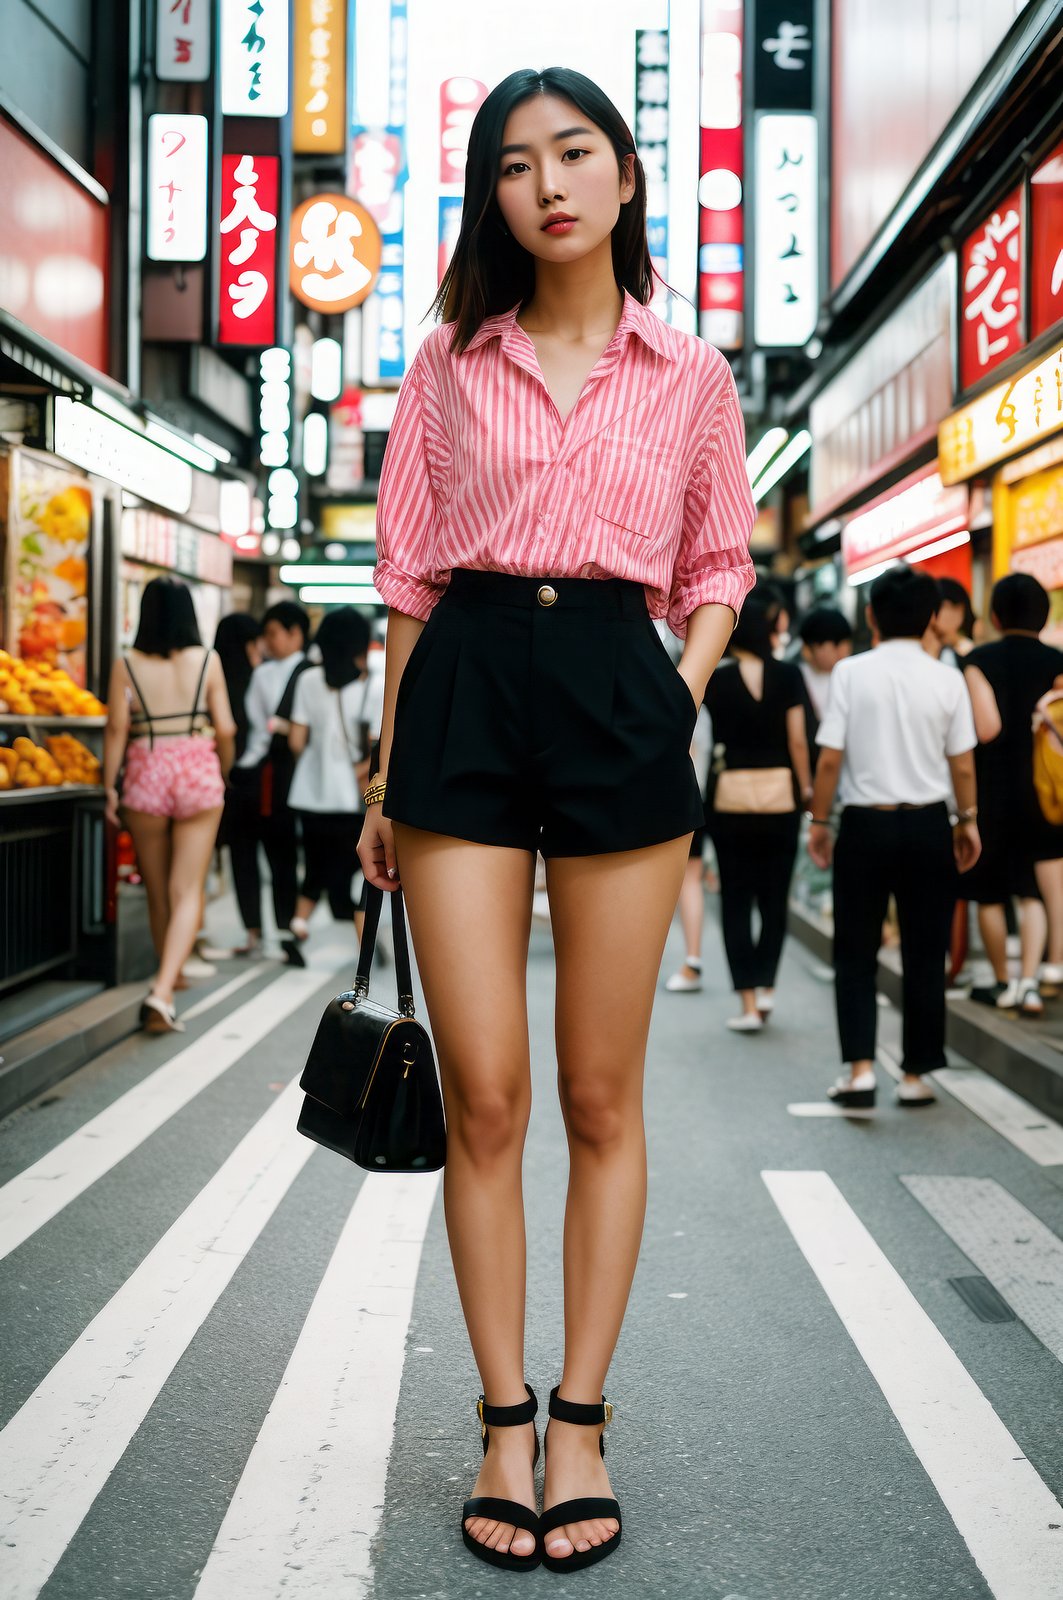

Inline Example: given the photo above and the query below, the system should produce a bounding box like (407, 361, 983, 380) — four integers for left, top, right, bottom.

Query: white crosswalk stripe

(763, 1170, 1063, 1600)
(194, 1170, 441, 1599)
(0, 1079, 314, 1600)
(0, 946, 349, 1262)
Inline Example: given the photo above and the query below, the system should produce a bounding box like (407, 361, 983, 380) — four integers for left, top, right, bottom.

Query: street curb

(787, 901, 1063, 1126)
(0, 985, 145, 1120)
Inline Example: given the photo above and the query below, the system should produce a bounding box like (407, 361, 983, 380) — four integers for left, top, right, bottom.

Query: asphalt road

(1, 893, 1062, 1600)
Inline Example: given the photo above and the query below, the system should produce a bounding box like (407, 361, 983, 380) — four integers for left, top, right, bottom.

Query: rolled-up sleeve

(667, 364, 756, 639)
(374, 351, 449, 620)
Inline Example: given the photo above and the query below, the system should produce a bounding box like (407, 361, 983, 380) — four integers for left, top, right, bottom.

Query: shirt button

(537, 584, 558, 607)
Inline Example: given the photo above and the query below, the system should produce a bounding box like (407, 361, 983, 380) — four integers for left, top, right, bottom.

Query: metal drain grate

(949, 1275, 1017, 1323)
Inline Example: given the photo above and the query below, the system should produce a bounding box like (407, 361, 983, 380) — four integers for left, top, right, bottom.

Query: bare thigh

(169, 808, 224, 897)
(391, 824, 536, 1127)
(547, 836, 692, 1097)
(123, 810, 173, 940)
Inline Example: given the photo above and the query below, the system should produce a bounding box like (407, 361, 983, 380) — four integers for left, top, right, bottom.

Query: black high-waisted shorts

(384, 569, 704, 857)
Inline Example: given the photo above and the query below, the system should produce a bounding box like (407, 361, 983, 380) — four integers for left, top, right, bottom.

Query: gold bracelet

(363, 778, 387, 806)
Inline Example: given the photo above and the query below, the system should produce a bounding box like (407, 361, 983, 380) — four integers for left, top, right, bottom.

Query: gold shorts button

(537, 584, 558, 607)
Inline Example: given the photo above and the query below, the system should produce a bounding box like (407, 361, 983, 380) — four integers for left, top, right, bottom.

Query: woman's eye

(502, 162, 528, 177)
(562, 148, 587, 161)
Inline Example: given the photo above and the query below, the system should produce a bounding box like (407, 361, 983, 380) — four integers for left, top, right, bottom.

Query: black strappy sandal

(540, 1386, 622, 1574)
(460, 1382, 542, 1572)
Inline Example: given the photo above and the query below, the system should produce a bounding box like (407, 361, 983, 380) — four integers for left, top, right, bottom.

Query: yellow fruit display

(0, 649, 105, 716)
(2, 734, 93, 789)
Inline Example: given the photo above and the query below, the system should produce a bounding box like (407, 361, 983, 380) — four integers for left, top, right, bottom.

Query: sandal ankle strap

(476, 1382, 538, 1432)
(548, 1386, 614, 1426)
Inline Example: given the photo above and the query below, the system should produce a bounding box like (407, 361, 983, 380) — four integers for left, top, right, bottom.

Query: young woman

(103, 578, 236, 1032)
(287, 607, 380, 949)
(704, 597, 812, 1031)
(357, 67, 755, 1575)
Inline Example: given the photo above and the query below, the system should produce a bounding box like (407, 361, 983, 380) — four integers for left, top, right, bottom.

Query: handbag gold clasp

(402, 1040, 418, 1080)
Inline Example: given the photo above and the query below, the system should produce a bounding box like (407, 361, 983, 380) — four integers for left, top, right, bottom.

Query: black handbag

(296, 883, 446, 1171)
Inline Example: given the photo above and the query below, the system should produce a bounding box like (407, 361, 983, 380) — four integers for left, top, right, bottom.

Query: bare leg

(1018, 895, 1047, 982)
(977, 903, 1009, 983)
(154, 808, 224, 1004)
(543, 834, 690, 1560)
(1034, 860, 1063, 966)
(392, 823, 537, 1559)
(673, 854, 704, 977)
(122, 810, 173, 957)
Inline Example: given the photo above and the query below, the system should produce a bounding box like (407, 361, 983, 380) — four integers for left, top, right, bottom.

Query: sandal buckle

(476, 1396, 487, 1438)
(603, 1401, 614, 1425)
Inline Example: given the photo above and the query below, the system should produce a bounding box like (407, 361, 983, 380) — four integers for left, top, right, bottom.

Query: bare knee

(447, 1070, 529, 1163)
(559, 1070, 631, 1149)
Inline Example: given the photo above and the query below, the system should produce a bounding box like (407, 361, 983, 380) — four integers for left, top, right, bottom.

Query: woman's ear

(620, 152, 637, 204)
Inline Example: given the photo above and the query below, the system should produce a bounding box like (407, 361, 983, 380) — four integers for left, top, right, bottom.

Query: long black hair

(213, 612, 262, 742)
(132, 577, 201, 657)
(314, 607, 371, 689)
(431, 67, 657, 352)
(728, 597, 777, 662)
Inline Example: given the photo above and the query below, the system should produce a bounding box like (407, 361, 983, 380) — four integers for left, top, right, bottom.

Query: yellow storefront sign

(321, 503, 377, 541)
(939, 343, 1063, 486)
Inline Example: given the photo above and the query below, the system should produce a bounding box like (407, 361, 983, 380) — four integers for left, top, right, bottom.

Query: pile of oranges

(0, 651, 105, 718)
(0, 734, 101, 791)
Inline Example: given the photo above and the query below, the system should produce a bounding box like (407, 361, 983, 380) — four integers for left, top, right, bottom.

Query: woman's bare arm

(205, 653, 237, 779)
(288, 721, 308, 757)
(785, 701, 812, 800)
(102, 659, 131, 822)
(678, 602, 738, 705)
(374, 609, 426, 778)
(964, 665, 1002, 744)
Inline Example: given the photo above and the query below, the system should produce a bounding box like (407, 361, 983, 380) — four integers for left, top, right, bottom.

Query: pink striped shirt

(374, 289, 756, 637)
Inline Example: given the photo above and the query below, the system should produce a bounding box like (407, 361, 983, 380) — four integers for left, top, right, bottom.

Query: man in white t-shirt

(808, 566, 980, 1110)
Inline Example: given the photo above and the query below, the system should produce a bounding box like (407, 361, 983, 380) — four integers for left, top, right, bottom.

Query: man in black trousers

(807, 566, 981, 1109)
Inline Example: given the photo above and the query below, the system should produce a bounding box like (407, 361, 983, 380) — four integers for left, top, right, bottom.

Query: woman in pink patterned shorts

(103, 578, 237, 1033)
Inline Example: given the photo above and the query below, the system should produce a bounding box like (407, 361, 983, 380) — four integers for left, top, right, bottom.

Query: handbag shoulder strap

(353, 883, 416, 1016)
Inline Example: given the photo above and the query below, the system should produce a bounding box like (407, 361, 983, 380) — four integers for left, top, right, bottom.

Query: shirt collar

(462, 288, 674, 362)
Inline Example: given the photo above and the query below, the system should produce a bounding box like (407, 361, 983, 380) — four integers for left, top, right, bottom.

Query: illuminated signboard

(294, 0, 347, 154)
(54, 399, 193, 514)
(960, 187, 1024, 391)
(146, 114, 208, 262)
(220, 0, 289, 118)
(753, 112, 817, 348)
(635, 30, 669, 303)
(698, 1, 743, 349)
(290, 194, 382, 313)
(939, 342, 1063, 484)
(156, 0, 211, 81)
(1030, 138, 1063, 341)
(842, 465, 968, 575)
(218, 154, 279, 346)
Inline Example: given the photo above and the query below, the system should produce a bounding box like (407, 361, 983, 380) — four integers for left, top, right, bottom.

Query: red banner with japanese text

(959, 186, 1023, 391)
(218, 153, 279, 346)
(1031, 138, 1063, 341)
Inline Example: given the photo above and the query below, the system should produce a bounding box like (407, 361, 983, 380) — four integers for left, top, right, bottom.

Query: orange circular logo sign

(289, 193, 382, 313)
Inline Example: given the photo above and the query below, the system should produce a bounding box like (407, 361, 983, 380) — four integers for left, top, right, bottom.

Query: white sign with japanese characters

(156, 0, 211, 81)
(146, 114, 208, 262)
(220, 0, 289, 118)
(753, 112, 818, 348)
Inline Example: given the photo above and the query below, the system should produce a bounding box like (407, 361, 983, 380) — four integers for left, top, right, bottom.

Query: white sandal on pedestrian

(140, 994, 185, 1034)
(726, 1012, 763, 1033)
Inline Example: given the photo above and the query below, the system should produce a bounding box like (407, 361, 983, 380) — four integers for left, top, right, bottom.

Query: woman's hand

(104, 786, 121, 828)
(358, 805, 400, 891)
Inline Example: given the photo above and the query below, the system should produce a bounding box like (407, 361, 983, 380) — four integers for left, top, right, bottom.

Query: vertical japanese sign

(437, 77, 487, 282)
(351, 0, 409, 384)
(156, 0, 211, 81)
(439, 76, 487, 185)
(146, 114, 208, 261)
(753, 113, 818, 347)
(635, 31, 669, 306)
(959, 188, 1024, 390)
(218, 153, 279, 345)
(1030, 139, 1063, 341)
(294, 0, 347, 154)
(220, 0, 289, 117)
(699, 2, 744, 349)
(752, 0, 815, 110)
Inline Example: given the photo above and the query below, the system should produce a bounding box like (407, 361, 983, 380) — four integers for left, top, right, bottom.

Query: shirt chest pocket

(591, 433, 682, 544)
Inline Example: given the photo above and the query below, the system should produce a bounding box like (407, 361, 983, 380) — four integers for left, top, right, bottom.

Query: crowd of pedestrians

(659, 563, 1063, 1108)
(104, 578, 381, 1033)
(106, 563, 1063, 1075)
